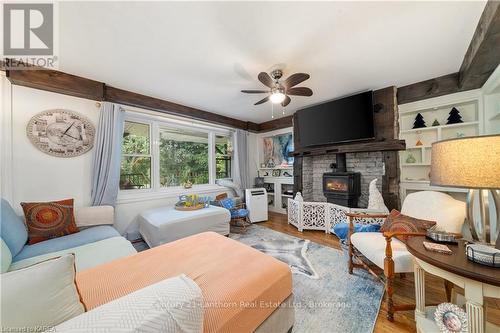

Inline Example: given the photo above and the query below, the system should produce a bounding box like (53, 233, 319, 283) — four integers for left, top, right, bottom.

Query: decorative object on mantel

(266, 160, 276, 168)
(432, 119, 441, 126)
(426, 230, 458, 244)
(272, 169, 281, 177)
(175, 194, 207, 211)
(431, 135, 500, 245)
(412, 113, 426, 129)
(446, 107, 464, 125)
(434, 303, 468, 333)
(26, 109, 95, 157)
(406, 153, 417, 164)
(182, 180, 193, 189)
(465, 243, 500, 267)
(260, 163, 266, 168)
(282, 171, 292, 177)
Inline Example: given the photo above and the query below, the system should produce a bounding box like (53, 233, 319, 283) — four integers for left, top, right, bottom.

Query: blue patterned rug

(230, 225, 384, 333)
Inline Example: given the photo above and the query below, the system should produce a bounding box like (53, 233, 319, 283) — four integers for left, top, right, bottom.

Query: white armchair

(348, 191, 466, 322)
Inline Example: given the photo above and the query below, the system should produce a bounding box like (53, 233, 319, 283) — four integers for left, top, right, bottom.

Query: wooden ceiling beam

(397, 73, 460, 105)
(459, 0, 500, 90)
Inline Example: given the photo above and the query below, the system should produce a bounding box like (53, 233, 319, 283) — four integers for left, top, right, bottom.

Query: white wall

(1, 79, 230, 237)
(482, 64, 500, 134)
(247, 126, 293, 183)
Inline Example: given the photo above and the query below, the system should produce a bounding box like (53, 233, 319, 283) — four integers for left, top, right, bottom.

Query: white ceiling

(58, 1, 486, 123)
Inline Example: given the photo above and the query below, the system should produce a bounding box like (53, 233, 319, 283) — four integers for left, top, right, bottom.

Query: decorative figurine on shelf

(432, 119, 440, 126)
(456, 132, 465, 138)
(446, 107, 463, 124)
(406, 153, 417, 164)
(413, 113, 426, 129)
(266, 160, 276, 168)
(415, 140, 423, 146)
(183, 180, 193, 189)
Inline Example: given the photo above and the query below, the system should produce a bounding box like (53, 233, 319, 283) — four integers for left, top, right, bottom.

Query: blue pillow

(0, 199, 28, 257)
(332, 222, 381, 241)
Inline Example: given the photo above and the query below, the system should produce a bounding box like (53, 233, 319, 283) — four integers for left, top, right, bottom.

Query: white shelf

(400, 121, 479, 134)
(401, 163, 431, 167)
(259, 166, 293, 170)
(281, 194, 293, 198)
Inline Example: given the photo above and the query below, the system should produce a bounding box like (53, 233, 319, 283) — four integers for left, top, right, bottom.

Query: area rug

(230, 225, 384, 333)
(231, 232, 319, 279)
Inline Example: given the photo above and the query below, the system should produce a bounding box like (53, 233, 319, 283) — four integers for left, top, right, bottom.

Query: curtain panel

(90, 103, 125, 206)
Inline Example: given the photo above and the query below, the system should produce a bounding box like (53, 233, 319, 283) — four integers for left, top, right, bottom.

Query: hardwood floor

(259, 212, 500, 333)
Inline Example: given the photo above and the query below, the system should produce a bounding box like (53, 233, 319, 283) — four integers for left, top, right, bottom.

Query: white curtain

(232, 129, 250, 192)
(90, 103, 125, 206)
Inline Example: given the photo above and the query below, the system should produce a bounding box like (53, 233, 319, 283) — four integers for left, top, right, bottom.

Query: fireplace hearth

(322, 153, 361, 207)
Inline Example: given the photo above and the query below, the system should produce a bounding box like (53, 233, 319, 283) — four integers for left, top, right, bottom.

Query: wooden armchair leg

(348, 216, 354, 274)
(384, 237, 395, 322)
(444, 280, 453, 302)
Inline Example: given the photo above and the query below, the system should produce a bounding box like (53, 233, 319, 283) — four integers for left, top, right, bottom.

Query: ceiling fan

(241, 69, 313, 107)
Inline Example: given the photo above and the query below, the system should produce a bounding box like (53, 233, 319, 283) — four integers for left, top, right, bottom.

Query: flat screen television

(295, 91, 374, 147)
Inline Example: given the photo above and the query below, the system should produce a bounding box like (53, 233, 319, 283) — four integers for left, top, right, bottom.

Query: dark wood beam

(6, 68, 105, 101)
(459, 0, 500, 90)
(397, 73, 460, 105)
(105, 86, 249, 130)
(258, 115, 293, 132)
(5, 68, 257, 130)
(290, 139, 406, 157)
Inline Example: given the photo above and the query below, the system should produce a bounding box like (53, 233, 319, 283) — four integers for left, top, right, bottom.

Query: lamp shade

(430, 135, 500, 189)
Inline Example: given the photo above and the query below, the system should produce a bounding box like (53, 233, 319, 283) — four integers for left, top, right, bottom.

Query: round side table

(406, 237, 500, 333)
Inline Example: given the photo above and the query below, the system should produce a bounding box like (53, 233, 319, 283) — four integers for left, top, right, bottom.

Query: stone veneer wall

(301, 152, 385, 208)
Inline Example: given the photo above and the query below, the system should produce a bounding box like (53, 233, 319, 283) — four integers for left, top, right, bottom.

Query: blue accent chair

(217, 195, 249, 232)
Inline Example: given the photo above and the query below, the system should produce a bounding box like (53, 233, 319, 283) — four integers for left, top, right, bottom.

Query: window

(215, 135, 232, 179)
(119, 114, 233, 193)
(120, 121, 151, 190)
(159, 126, 209, 187)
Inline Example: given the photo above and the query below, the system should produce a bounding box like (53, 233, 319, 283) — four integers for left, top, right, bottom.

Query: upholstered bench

(138, 205, 231, 247)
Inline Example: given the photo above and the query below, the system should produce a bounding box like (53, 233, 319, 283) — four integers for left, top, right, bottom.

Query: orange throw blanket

(76, 232, 292, 332)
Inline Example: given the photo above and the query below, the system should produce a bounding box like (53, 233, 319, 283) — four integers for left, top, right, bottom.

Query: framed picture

(263, 133, 294, 167)
(272, 169, 281, 177)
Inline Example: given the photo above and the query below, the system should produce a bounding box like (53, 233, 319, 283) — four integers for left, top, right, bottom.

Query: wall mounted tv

(295, 91, 374, 147)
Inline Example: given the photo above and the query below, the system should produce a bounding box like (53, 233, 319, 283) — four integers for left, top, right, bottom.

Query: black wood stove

(322, 153, 361, 207)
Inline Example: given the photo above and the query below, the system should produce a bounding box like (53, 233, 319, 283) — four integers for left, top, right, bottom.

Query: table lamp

(430, 135, 500, 245)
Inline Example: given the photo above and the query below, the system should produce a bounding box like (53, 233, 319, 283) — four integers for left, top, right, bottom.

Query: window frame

(118, 111, 233, 201)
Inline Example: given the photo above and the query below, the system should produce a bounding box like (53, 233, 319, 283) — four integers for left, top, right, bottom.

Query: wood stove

(322, 153, 361, 207)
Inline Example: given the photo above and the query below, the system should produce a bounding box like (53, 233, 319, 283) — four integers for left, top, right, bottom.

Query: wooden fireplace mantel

(290, 139, 406, 157)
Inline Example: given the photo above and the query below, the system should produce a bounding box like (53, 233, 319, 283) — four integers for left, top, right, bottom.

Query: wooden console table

(406, 237, 500, 333)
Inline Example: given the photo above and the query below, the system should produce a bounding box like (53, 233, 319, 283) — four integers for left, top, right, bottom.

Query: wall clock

(26, 109, 96, 157)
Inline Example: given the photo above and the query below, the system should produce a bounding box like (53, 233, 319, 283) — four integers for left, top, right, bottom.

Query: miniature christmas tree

(412, 113, 426, 129)
(446, 107, 463, 124)
(432, 119, 440, 126)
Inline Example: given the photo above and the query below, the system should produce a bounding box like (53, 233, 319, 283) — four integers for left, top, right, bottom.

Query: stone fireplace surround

(302, 151, 385, 208)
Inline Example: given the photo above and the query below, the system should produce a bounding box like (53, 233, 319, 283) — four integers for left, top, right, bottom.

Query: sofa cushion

(1, 254, 85, 331)
(1, 239, 12, 273)
(13, 225, 120, 262)
(21, 198, 80, 245)
(9, 236, 137, 272)
(0, 199, 28, 257)
(350, 232, 413, 273)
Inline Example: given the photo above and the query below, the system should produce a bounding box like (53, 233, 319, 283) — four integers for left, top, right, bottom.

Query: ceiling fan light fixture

(270, 91, 286, 104)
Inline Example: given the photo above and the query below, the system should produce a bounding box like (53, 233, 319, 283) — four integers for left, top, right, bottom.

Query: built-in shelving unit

(398, 90, 484, 200)
(259, 166, 294, 214)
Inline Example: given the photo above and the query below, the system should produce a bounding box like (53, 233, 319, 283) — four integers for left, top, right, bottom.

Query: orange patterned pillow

(380, 209, 436, 239)
(21, 199, 80, 245)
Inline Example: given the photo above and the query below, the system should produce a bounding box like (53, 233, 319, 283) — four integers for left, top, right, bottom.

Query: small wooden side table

(406, 237, 500, 333)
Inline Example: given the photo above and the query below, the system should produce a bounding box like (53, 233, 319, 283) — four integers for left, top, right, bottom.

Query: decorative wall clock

(26, 109, 96, 157)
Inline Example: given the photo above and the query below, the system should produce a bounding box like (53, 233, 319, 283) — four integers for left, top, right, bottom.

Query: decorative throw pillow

(21, 199, 79, 245)
(367, 179, 389, 213)
(0, 254, 85, 331)
(380, 209, 436, 239)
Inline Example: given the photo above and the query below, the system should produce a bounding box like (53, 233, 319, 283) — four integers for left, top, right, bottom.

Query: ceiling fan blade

(258, 72, 274, 88)
(241, 89, 269, 94)
(254, 96, 270, 105)
(287, 87, 313, 96)
(283, 73, 310, 89)
(282, 95, 291, 107)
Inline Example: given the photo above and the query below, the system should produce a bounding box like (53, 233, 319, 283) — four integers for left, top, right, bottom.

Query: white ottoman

(138, 205, 230, 247)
